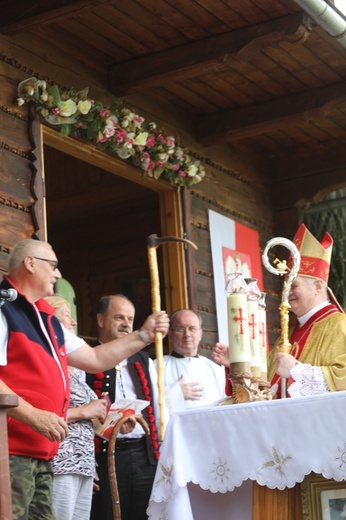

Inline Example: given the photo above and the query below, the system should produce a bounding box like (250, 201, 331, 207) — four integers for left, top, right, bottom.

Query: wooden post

(252, 481, 303, 520)
(0, 394, 18, 520)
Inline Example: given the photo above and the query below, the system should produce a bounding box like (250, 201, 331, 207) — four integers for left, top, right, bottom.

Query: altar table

(148, 391, 346, 520)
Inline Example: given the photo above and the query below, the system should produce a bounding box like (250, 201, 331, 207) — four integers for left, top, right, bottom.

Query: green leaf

(60, 124, 71, 136)
(86, 128, 99, 140)
(48, 85, 61, 106)
(97, 141, 108, 151)
(86, 120, 101, 140)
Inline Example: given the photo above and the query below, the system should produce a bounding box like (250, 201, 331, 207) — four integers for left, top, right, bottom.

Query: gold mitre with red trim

(288, 224, 344, 312)
(291, 223, 332, 283)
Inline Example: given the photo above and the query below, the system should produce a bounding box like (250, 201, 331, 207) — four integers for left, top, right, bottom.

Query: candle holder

(218, 375, 272, 406)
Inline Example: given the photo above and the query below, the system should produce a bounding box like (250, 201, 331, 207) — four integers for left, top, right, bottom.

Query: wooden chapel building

(2, 0, 346, 346)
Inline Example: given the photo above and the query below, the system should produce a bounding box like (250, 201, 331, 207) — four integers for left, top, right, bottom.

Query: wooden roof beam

(0, 0, 112, 34)
(197, 82, 346, 145)
(108, 13, 310, 96)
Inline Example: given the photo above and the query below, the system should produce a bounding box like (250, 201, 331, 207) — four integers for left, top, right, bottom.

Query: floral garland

(17, 77, 206, 189)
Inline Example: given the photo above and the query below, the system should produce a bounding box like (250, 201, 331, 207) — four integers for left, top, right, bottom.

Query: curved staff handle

(108, 414, 150, 520)
(147, 234, 198, 441)
(262, 237, 300, 397)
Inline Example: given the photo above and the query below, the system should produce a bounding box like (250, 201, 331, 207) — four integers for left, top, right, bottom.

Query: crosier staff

(262, 237, 300, 398)
(147, 234, 198, 441)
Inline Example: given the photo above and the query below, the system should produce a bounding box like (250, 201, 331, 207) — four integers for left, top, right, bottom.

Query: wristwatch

(138, 329, 151, 346)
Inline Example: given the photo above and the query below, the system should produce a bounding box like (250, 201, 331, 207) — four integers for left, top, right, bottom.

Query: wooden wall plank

(0, 148, 34, 204)
(0, 111, 32, 152)
(0, 205, 35, 245)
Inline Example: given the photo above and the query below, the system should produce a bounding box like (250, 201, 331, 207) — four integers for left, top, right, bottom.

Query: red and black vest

(0, 276, 69, 460)
(87, 349, 159, 465)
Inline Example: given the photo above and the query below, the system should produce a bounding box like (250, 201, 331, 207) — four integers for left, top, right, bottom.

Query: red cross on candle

(248, 313, 257, 340)
(233, 307, 245, 335)
(259, 321, 266, 348)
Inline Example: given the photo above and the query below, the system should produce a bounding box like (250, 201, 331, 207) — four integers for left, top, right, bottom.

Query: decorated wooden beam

(197, 81, 346, 145)
(0, 0, 112, 34)
(108, 13, 310, 95)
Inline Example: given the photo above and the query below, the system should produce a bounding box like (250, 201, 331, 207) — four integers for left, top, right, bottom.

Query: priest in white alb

(154, 309, 226, 414)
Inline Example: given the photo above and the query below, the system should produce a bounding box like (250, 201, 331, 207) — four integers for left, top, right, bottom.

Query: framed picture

(301, 473, 346, 520)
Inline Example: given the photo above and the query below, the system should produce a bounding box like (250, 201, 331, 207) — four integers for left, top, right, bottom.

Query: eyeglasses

(33, 257, 59, 270)
(172, 326, 201, 334)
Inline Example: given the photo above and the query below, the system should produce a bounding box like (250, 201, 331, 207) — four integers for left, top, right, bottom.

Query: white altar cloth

(148, 391, 346, 520)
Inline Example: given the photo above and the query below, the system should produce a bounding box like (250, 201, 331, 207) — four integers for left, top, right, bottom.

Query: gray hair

(301, 276, 328, 297)
(170, 309, 203, 329)
(8, 239, 53, 272)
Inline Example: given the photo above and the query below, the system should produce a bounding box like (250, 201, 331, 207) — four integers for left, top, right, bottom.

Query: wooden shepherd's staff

(146, 234, 198, 441)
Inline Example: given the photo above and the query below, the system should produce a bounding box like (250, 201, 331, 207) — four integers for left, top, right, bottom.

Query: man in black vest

(87, 294, 168, 520)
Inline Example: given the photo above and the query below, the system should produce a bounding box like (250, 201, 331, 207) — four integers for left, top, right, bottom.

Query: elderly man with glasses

(154, 309, 226, 414)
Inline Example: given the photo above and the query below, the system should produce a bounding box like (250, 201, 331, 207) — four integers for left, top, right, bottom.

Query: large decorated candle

(226, 273, 251, 365)
(245, 278, 261, 377)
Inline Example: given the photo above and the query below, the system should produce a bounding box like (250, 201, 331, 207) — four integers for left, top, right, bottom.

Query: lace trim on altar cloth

(288, 362, 329, 397)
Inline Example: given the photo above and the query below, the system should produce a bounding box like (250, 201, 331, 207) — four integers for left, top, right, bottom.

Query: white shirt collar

(297, 300, 330, 326)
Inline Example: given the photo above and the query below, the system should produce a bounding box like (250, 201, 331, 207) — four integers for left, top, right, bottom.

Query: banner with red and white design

(208, 210, 264, 343)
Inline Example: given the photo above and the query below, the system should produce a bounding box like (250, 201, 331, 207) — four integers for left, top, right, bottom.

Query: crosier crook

(147, 234, 198, 441)
(262, 237, 301, 398)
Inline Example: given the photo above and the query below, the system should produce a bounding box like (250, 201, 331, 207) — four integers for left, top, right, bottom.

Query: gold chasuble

(259, 224, 346, 519)
(268, 304, 346, 396)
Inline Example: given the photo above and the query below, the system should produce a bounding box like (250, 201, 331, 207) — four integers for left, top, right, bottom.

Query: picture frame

(301, 472, 346, 520)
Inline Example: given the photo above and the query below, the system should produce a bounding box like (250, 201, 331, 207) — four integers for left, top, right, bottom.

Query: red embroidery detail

(94, 436, 101, 454)
(92, 362, 160, 460)
(133, 361, 160, 460)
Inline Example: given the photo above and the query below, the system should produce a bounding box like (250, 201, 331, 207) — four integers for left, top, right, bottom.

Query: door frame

(34, 124, 189, 315)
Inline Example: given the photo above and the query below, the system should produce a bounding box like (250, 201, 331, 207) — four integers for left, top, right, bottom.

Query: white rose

(37, 80, 47, 90)
(59, 99, 77, 117)
(134, 132, 148, 146)
(77, 99, 92, 115)
(186, 164, 198, 177)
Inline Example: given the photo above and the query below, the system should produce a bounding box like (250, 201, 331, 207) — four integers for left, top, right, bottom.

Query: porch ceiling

(2, 0, 346, 201)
